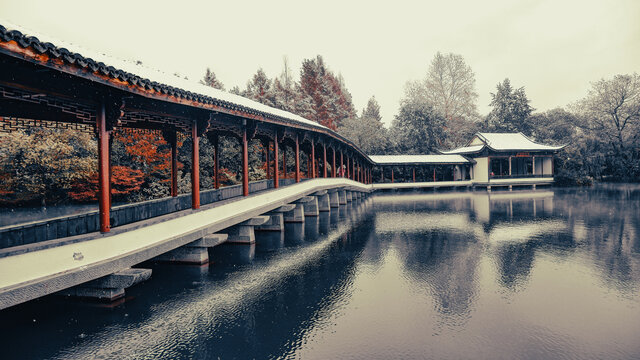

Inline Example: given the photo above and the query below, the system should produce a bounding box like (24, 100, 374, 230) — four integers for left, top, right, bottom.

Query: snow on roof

(0, 20, 326, 131)
(368, 155, 473, 165)
(476, 133, 565, 151)
(439, 145, 485, 155)
(440, 133, 565, 154)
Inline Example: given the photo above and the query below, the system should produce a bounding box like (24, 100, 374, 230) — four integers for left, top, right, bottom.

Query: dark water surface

(2, 186, 640, 359)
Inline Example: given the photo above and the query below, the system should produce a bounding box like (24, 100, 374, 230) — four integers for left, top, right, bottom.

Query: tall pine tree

(200, 67, 225, 90)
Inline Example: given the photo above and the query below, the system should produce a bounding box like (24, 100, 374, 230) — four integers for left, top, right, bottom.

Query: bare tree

(404, 52, 480, 148)
(425, 52, 479, 123)
(574, 73, 640, 178)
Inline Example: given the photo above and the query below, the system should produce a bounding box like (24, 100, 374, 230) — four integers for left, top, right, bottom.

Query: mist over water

(1, 185, 639, 359)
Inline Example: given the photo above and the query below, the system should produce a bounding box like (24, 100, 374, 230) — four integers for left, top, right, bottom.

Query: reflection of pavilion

(373, 191, 556, 226)
(373, 191, 567, 296)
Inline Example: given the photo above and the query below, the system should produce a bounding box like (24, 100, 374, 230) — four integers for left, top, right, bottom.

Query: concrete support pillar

(59, 268, 151, 301)
(329, 189, 340, 208)
(346, 190, 353, 202)
(314, 190, 330, 212)
(256, 204, 295, 232)
(285, 196, 314, 223)
(304, 196, 320, 217)
(155, 234, 228, 264)
(338, 190, 347, 205)
(509, 185, 513, 192)
(227, 216, 270, 244)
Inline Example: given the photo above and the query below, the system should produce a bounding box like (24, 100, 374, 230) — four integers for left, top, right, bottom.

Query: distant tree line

(0, 53, 638, 206)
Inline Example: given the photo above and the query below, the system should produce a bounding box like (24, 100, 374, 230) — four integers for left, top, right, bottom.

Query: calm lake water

(1, 185, 640, 359)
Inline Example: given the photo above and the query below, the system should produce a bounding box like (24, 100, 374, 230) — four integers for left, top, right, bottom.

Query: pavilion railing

(0, 178, 304, 250)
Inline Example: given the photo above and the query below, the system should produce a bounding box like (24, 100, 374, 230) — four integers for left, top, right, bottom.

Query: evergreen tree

(362, 96, 382, 122)
(390, 101, 446, 154)
(296, 55, 356, 130)
(244, 68, 275, 107)
(200, 67, 225, 90)
(485, 78, 534, 133)
(337, 96, 389, 154)
(272, 57, 296, 112)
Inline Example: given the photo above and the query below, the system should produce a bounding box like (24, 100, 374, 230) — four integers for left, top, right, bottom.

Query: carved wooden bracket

(104, 96, 125, 132)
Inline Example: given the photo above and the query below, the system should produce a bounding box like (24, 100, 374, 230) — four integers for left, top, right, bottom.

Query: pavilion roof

(0, 21, 352, 139)
(440, 132, 565, 154)
(368, 154, 474, 165)
(0, 21, 327, 129)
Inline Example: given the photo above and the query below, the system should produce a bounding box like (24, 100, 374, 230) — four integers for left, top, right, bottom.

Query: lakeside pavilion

(371, 132, 565, 190)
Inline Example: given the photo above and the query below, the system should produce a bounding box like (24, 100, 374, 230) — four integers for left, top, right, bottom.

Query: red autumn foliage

(69, 166, 145, 202)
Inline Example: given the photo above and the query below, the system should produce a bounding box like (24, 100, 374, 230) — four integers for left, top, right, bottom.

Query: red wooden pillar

(391, 167, 395, 183)
(213, 135, 220, 189)
(332, 148, 336, 178)
(170, 131, 178, 197)
(266, 141, 270, 180)
(323, 143, 327, 178)
(311, 140, 316, 178)
(307, 152, 312, 178)
(352, 158, 355, 180)
(295, 134, 300, 183)
(413, 167, 416, 183)
(340, 151, 344, 177)
(191, 122, 200, 209)
(97, 102, 110, 233)
(433, 167, 436, 182)
(282, 142, 287, 179)
(274, 133, 279, 188)
(242, 125, 249, 197)
(346, 157, 350, 179)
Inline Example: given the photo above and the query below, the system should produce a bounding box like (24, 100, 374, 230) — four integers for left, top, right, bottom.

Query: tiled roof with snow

(368, 155, 473, 165)
(440, 133, 565, 154)
(476, 133, 565, 151)
(439, 145, 485, 155)
(0, 20, 326, 132)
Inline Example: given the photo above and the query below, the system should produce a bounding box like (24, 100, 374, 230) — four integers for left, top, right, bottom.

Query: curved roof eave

(0, 21, 373, 162)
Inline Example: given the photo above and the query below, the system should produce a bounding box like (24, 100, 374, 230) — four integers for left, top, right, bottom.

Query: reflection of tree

(552, 187, 640, 292)
(394, 227, 481, 322)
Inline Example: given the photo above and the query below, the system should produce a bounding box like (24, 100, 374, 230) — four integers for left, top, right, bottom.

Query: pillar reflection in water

(319, 211, 331, 235)
(211, 243, 256, 264)
(285, 222, 305, 245)
(304, 215, 320, 241)
(255, 231, 285, 252)
(329, 207, 340, 228)
(338, 205, 348, 221)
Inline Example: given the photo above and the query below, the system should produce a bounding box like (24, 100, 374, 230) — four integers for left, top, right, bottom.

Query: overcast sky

(1, 0, 638, 126)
